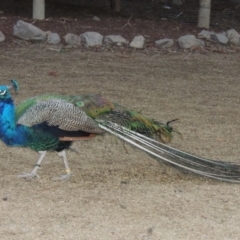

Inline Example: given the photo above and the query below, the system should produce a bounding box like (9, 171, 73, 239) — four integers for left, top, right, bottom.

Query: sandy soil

(0, 46, 240, 239)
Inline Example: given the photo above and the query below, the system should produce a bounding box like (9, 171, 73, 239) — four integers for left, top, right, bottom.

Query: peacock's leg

(17, 151, 47, 179)
(53, 150, 72, 181)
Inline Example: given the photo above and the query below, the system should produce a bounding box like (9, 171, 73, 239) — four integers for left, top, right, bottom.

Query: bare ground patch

(0, 46, 240, 239)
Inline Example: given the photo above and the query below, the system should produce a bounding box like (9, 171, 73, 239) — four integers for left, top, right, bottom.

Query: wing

(16, 94, 115, 119)
(17, 99, 104, 134)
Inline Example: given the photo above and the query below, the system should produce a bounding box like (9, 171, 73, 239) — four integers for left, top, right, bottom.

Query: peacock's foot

(52, 173, 72, 181)
(17, 171, 40, 180)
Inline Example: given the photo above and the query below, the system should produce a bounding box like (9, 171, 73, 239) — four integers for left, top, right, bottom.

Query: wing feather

(17, 99, 104, 134)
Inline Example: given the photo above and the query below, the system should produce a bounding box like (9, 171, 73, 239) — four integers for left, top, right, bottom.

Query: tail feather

(97, 104, 175, 143)
(97, 120, 240, 183)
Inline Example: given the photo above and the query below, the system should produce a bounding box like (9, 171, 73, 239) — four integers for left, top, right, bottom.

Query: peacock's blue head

(0, 86, 12, 101)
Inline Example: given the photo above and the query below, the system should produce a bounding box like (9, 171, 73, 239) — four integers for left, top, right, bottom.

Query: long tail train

(98, 120, 240, 183)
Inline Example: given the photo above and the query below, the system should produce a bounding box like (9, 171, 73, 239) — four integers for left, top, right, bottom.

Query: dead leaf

(48, 71, 59, 77)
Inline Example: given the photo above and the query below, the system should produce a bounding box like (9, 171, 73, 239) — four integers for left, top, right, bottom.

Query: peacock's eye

(0, 90, 6, 96)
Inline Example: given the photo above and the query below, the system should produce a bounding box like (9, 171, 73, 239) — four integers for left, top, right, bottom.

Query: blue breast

(0, 100, 29, 147)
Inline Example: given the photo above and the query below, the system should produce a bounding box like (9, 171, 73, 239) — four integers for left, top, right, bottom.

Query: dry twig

(122, 15, 133, 29)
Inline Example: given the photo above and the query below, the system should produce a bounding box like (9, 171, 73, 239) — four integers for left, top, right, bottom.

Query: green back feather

(16, 94, 175, 143)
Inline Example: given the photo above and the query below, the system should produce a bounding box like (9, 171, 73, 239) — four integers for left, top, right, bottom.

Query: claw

(17, 151, 46, 180)
(60, 172, 72, 181)
(52, 173, 72, 181)
(17, 150, 72, 181)
(17, 171, 40, 180)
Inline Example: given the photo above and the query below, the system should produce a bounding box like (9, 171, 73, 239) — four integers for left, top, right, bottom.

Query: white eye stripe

(0, 90, 6, 95)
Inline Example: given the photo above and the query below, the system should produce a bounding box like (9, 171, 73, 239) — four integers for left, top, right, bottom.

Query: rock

(104, 35, 127, 45)
(129, 35, 146, 49)
(199, 30, 229, 45)
(92, 16, 100, 21)
(178, 35, 197, 49)
(226, 29, 240, 45)
(196, 39, 205, 47)
(80, 32, 103, 47)
(63, 33, 81, 46)
(47, 32, 61, 44)
(13, 20, 47, 41)
(155, 38, 174, 48)
(0, 31, 5, 42)
(198, 30, 213, 40)
(211, 33, 229, 45)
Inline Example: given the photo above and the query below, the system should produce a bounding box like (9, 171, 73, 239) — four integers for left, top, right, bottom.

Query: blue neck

(0, 99, 28, 147)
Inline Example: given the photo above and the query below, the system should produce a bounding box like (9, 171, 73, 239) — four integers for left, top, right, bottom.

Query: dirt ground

(0, 44, 239, 240)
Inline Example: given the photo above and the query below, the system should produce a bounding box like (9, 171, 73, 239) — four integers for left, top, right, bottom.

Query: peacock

(1, 80, 240, 182)
(0, 80, 175, 180)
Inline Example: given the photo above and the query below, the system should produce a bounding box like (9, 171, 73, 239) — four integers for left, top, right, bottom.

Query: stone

(92, 16, 100, 21)
(129, 35, 146, 49)
(63, 33, 81, 46)
(80, 32, 103, 47)
(0, 31, 5, 42)
(47, 33, 61, 44)
(196, 39, 205, 47)
(155, 38, 174, 48)
(198, 30, 213, 40)
(211, 33, 229, 45)
(104, 35, 127, 45)
(226, 29, 240, 45)
(13, 20, 47, 41)
(178, 35, 197, 49)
